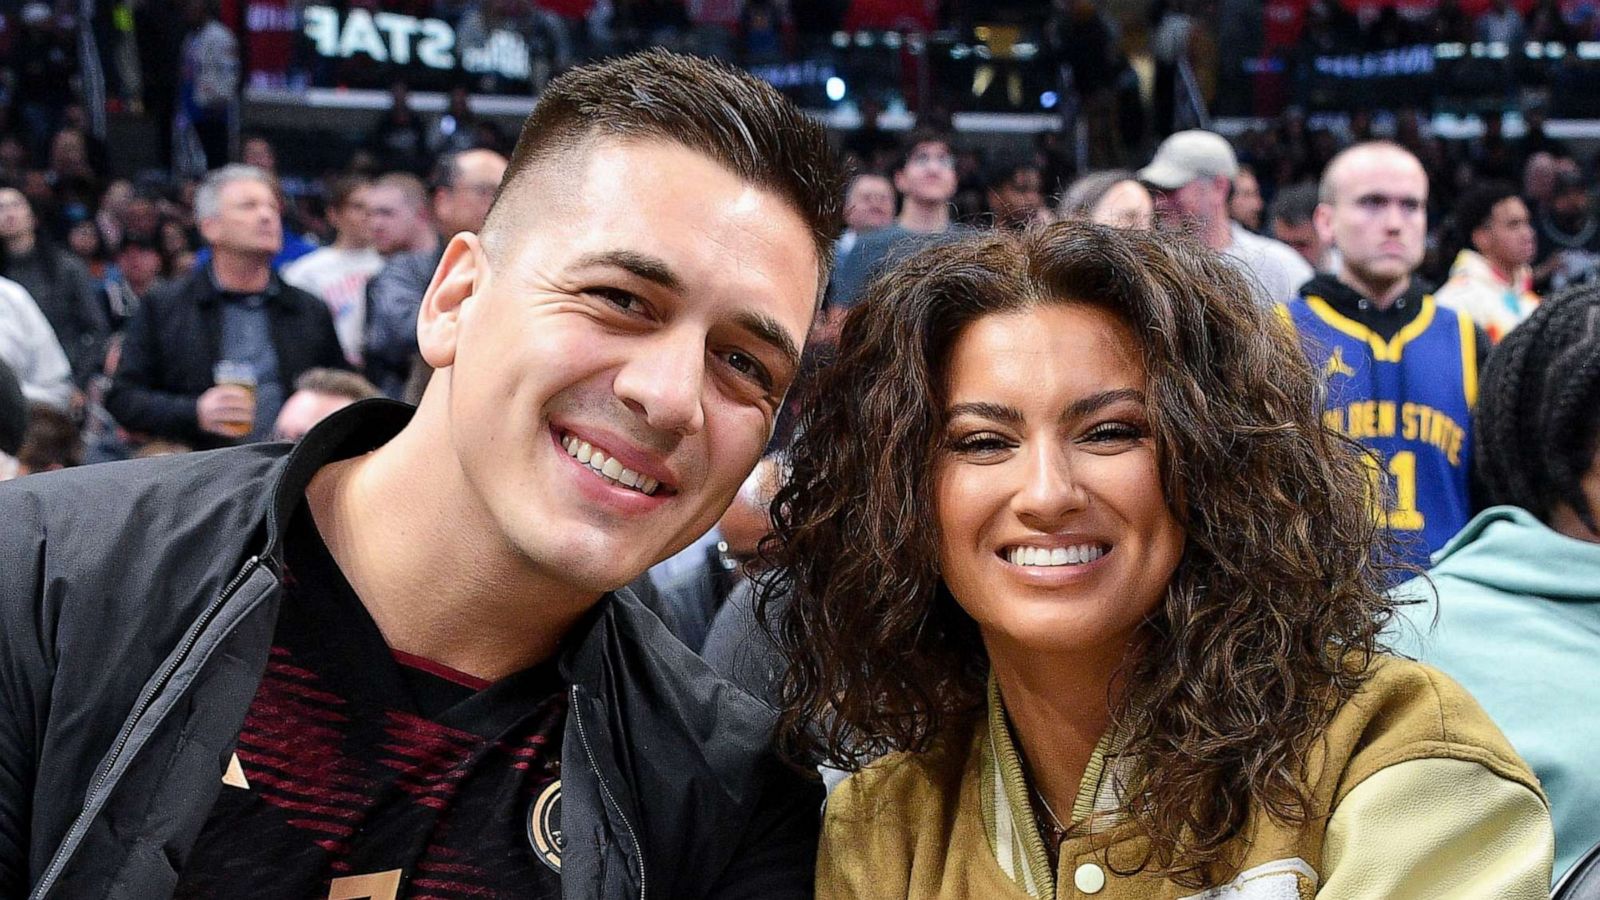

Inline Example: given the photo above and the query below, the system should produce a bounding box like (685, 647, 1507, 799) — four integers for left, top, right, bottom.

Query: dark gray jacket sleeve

(0, 484, 50, 896)
(706, 759, 822, 899)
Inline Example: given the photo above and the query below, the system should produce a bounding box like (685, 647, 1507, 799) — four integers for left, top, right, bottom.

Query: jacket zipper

(31, 556, 264, 899)
(571, 683, 647, 900)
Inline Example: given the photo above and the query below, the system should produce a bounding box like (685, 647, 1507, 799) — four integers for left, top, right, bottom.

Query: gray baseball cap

(1138, 130, 1239, 190)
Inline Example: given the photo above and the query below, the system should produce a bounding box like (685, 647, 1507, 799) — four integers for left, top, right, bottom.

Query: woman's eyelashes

(1081, 420, 1147, 445)
(945, 419, 1148, 456)
(947, 431, 1013, 456)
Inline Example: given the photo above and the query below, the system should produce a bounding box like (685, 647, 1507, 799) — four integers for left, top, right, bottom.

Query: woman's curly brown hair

(760, 221, 1401, 887)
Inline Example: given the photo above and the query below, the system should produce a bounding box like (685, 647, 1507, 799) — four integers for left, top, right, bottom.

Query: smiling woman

(763, 222, 1555, 897)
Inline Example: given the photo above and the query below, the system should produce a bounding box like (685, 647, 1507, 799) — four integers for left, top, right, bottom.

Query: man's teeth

(1006, 544, 1107, 567)
(561, 434, 660, 495)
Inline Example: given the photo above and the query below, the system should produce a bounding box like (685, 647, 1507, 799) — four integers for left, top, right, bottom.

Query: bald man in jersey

(1280, 142, 1492, 574)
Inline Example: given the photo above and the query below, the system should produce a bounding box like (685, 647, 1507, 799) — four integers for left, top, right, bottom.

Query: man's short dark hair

(427, 151, 466, 194)
(1452, 181, 1522, 237)
(294, 367, 381, 403)
(1268, 183, 1320, 228)
(984, 156, 1040, 193)
(17, 404, 81, 471)
(896, 128, 953, 175)
(486, 50, 844, 280)
(326, 173, 371, 211)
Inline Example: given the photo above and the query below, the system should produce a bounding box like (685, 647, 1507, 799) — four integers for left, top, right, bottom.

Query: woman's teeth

(562, 434, 660, 495)
(1006, 544, 1107, 567)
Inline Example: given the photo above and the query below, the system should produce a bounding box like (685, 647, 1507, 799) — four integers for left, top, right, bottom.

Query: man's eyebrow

(1355, 192, 1423, 204)
(734, 310, 802, 375)
(572, 250, 684, 292)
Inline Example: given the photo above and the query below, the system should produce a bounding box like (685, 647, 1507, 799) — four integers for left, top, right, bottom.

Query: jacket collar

(1448, 248, 1532, 291)
(1302, 271, 1431, 317)
(978, 675, 1132, 899)
(195, 260, 290, 308)
(262, 398, 415, 567)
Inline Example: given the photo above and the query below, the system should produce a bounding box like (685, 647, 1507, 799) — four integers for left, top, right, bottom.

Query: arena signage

(300, 5, 530, 82)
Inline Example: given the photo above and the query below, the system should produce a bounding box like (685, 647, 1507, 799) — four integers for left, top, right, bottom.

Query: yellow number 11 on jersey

(1363, 450, 1425, 531)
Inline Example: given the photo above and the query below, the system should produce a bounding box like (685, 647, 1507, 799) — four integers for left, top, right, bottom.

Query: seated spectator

(1267, 182, 1334, 272)
(105, 164, 345, 449)
(1287, 142, 1490, 573)
(1533, 171, 1600, 293)
(0, 274, 73, 410)
(101, 233, 166, 333)
(65, 219, 110, 281)
(364, 172, 434, 259)
(767, 223, 1552, 896)
(1141, 131, 1313, 304)
(1436, 181, 1540, 343)
(0, 185, 109, 384)
(1229, 163, 1264, 232)
(827, 131, 968, 310)
(272, 367, 380, 441)
(984, 158, 1047, 230)
(364, 149, 507, 398)
(281, 175, 383, 365)
(1391, 284, 1600, 884)
(365, 81, 429, 175)
(1059, 170, 1154, 229)
(1479, 0, 1527, 44)
(835, 172, 895, 267)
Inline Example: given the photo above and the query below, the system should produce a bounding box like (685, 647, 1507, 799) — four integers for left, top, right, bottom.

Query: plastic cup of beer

(212, 360, 258, 438)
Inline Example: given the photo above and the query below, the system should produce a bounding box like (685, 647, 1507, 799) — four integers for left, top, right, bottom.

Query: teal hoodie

(1390, 505, 1600, 883)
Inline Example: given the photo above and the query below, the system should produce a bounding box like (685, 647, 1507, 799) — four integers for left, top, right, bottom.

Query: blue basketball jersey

(1280, 293, 1478, 571)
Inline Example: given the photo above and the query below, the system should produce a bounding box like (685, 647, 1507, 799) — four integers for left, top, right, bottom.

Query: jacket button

(1074, 862, 1106, 894)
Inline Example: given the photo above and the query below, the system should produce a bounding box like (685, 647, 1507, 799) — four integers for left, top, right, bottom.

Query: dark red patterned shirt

(174, 507, 566, 899)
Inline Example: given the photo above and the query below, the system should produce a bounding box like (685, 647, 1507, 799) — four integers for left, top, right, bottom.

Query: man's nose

(613, 329, 707, 437)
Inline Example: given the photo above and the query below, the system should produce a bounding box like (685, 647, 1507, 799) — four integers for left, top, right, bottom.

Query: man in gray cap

(1141, 129, 1313, 305)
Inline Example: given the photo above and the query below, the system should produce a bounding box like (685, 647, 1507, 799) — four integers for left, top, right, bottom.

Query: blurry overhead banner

(246, 1, 546, 95)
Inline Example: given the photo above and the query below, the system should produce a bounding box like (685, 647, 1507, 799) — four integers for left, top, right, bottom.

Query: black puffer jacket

(0, 400, 820, 899)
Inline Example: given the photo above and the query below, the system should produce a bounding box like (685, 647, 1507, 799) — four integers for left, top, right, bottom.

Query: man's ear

(197, 215, 219, 248)
(417, 232, 485, 370)
(1313, 202, 1336, 248)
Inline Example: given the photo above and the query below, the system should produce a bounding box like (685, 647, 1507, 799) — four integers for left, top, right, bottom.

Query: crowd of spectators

(3, 10, 1600, 886)
(0, 65, 1592, 468)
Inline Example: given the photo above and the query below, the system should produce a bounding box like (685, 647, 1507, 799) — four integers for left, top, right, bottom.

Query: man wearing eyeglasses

(826, 130, 969, 311)
(365, 148, 508, 398)
(1281, 141, 1492, 573)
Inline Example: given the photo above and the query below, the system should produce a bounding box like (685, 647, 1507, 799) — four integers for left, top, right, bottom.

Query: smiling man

(0, 51, 843, 899)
